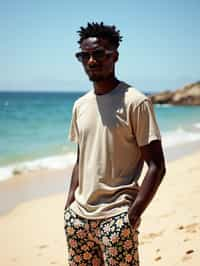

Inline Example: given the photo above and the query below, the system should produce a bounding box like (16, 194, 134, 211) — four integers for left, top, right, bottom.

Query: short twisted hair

(77, 22, 123, 49)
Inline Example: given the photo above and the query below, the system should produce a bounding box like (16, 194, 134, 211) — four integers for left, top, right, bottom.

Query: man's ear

(113, 50, 119, 62)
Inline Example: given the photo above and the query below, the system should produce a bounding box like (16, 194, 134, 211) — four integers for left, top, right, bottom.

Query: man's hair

(77, 22, 123, 49)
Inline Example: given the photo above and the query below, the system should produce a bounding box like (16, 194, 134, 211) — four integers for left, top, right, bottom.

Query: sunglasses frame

(75, 49, 114, 63)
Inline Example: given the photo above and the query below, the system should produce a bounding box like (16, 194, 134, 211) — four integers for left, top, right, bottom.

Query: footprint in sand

(140, 231, 164, 245)
(38, 244, 48, 249)
(182, 255, 191, 262)
(185, 223, 200, 233)
(160, 211, 175, 218)
(154, 256, 162, 261)
(181, 249, 194, 262)
(140, 240, 151, 245)
(177, 223, 200, 234)
(143, 230, 164, 240)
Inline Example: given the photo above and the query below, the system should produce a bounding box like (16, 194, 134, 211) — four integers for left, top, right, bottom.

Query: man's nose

(88, 54, 97, 65)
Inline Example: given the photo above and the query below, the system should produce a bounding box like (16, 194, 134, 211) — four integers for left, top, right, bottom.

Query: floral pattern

(64, 208, 139, 266)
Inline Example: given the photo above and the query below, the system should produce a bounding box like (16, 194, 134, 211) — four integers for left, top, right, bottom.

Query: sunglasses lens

(92, 50, 105, 60)
(76, 52, 88, 62)
(75, 49, 111, 62)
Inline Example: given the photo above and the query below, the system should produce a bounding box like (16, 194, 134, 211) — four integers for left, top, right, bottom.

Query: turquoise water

(0, 91, 84, 165)
(1, 91, 200, 180)
(156, 104, 200, 132)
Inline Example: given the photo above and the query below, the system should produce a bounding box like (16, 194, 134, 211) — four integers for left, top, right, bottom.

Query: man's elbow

(151, 160, 166, 182)
(158, 162, 166, 181)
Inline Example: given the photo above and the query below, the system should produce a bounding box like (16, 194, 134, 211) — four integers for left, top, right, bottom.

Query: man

(64, 22, 166, 266)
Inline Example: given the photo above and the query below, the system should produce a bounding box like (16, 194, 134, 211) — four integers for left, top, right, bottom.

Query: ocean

(1, 90, 200, 182)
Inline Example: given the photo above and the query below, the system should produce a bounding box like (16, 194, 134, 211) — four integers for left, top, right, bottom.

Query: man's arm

(128, 140, 166, 226)
(64, 145, 79, 210)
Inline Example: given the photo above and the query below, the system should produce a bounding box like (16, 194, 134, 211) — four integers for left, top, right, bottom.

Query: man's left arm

(128, 140, 166, 227)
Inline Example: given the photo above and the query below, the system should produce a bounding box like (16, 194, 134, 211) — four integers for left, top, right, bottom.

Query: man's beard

(88, 74, 105, 82)
(87, 72, 113, 82)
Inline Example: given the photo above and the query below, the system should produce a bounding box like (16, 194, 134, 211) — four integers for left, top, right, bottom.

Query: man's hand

(64, 146, 79, 210)
(128, 207, 141, 230)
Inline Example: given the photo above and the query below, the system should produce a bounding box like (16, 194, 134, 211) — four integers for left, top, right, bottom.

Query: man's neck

(93, 78, 120, 95)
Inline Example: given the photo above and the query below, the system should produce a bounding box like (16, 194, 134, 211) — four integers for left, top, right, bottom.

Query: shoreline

(0, 148, 200, 265)
(0, 140, 200, 216)
(0, 167, 72, 216)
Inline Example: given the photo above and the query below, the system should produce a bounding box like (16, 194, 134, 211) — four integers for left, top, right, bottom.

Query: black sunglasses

(75, 49, 114, 62)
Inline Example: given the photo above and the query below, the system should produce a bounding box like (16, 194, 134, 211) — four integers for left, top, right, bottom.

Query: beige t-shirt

(68, 81, 161, 219)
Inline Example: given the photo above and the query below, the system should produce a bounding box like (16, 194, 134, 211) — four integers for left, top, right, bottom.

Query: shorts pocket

(126, 212, 140, 233)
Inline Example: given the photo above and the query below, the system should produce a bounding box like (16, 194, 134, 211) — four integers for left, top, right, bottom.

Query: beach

(1, 91, 200, 265)
(0, 149, 200, 266)
(1, 1, 200, 264)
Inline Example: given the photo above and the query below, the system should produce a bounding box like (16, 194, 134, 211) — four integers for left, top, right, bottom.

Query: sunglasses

(75, 49, 114, 62)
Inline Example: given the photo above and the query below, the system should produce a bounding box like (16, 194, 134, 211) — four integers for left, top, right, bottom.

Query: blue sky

(0, 0, 199, 92)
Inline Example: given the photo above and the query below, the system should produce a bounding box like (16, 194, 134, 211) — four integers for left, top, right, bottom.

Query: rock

(150, 91, 174, 104)
(185, 249, 194, 255)
(155, 256, 162, 261)
(178, 225, 184, 230)
(149, 81, 200, 105)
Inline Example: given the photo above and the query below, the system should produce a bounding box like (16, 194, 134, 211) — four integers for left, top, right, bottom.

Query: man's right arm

(64, 145, 79, 210)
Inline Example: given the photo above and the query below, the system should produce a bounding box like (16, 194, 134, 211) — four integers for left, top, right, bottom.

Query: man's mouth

(88, 67, 102, 72)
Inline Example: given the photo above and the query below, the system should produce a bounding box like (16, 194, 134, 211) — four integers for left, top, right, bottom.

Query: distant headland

(150, 81, 200, 105)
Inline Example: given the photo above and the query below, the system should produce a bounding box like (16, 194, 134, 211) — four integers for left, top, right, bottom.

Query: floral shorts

(64, 207, 139, 266)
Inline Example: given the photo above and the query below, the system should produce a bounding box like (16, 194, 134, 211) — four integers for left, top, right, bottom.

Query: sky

(0, 0, 199, 92)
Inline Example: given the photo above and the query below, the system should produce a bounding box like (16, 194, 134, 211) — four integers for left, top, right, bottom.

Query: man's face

(78, 37, 118, 82)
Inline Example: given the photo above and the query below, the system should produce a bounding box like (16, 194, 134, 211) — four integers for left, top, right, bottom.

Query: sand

(0, 151, 200, 266)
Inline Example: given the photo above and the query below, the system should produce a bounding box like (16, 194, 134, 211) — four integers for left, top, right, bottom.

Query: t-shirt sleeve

(68, 103, 79, 144)
(131, 99, 161, 146)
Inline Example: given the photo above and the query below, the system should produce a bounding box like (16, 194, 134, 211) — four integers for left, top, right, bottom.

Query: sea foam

(0, 152, 76, 182)
(163, 127, 200, 148)
(194, 122, 200, 129)
(1, 125, 200, 182)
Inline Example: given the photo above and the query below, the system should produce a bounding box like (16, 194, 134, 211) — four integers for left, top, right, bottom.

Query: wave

(155, 103, 173, 108)
(1, 125, 200, 182)
(0, 152, 76, 182)
(194, 123, 200, 129)
(162, 127, 200, 148)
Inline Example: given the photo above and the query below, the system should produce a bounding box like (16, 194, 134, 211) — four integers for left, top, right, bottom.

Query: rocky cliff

(150, 81, 200, 105)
